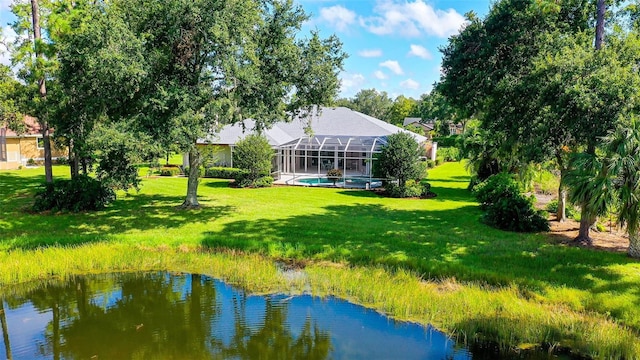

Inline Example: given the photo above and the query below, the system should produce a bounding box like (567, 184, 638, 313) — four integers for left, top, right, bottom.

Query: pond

(0, 272, 571, 359)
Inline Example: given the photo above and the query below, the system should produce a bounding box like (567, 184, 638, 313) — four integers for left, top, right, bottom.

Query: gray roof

(199, 107, 428, 146)
(403, 117, 422, 126)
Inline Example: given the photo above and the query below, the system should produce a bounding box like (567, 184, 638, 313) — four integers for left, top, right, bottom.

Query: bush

(182, 166, 205, 178)
(426, 160, 435, 168)
(473, 173, 549, 232)
(33, 175, 115, 212)
(385, 180, 434, 198)
(205, 167, 244, 179)
(254, 176, 274, 188)
(432, 135, 459, 148)
(27, 158, 36, 166)
(375, 132, 424, 187)
(438, 147, 461, 162)
(435, 158, 442, 166)
(55, 157, 69, 165)
(545, 199, 578, 219)
(233, 134, 274, 181)
(159, 167, 181, 176)
(235, 174, 273, 188)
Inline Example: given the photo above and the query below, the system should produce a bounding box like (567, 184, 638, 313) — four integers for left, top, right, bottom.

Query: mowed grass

(1, 162, 640, 358)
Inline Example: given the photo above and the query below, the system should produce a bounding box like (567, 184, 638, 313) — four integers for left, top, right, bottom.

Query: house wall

(190, 144, 233, 167)
(0, 137, 67, 170)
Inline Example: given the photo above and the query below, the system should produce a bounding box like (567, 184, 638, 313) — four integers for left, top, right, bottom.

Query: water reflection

(0, 272, 470, 359)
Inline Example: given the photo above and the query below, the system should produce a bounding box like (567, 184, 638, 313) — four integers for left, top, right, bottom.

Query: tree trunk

(576, 205, 595, 245)
(182, 147, 201, 208)
(595, 0, 606, 50)
(628, 230, 640, 258)
(31, 0, 53, 183)
(0, 301, 11, 360)
(557, 186, 567, 222)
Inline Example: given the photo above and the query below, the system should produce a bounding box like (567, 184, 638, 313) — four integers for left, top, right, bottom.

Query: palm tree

(563, 152, 616, 245)
(605, 118, 640, 258)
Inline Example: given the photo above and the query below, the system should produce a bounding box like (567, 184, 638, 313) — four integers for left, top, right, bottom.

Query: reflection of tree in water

(1, 300, 12, 360)
(221, 294, 332, 359)
(10, 273, 332, 359)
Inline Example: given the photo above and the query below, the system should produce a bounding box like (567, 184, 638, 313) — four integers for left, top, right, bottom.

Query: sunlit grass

(1, 162, 639, 358)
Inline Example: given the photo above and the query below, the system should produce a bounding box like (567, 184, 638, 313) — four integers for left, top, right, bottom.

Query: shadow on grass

(203, 180, 233, 189)
(335, 190, 382, 198)
(200, 202, 640, 327)
(2, 190, 234, 250)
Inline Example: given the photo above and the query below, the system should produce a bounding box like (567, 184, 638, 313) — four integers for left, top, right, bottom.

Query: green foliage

(33, 175, 115, 212)
(473, 173, 549, 232)
(235, 175, 273, 188)
(160, 167, 181, 177)
(438, 147, 461, 162)
(385, 179, 433, 198)
(233, 134, 274, 181)
(205, 167, 245, 179)
(182, 166, 205, 178)
(343, 88, 393, 120)
(545, 200, 579, 219)
(386, 95, 417, 125)
(432, 135, 460, 148)
(375, 132, 425, 187)
(425, 160, 435, 168)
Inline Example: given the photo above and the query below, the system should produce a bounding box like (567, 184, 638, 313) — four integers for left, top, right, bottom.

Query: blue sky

(0, 0, 492, 100)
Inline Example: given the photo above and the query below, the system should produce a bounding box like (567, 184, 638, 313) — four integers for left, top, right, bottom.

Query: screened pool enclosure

(276, 135, 386, 177)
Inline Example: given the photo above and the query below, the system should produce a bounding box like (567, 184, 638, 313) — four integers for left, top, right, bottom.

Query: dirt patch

(532, 192, 629, 253)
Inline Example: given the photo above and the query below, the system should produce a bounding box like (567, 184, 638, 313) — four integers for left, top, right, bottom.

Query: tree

(385, 95, 417, 126)
(349, 88, 393, 120)
(233, 134, 273, 182)
(375, 132, 423, 187)
(72, 0, 345, 208)
(604, 118, 640, 257)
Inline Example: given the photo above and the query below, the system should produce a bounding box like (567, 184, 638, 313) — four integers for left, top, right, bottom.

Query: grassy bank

(1, 163, 639, 358)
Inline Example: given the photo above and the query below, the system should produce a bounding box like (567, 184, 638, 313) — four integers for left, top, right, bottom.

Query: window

(37, 137, 44, 149)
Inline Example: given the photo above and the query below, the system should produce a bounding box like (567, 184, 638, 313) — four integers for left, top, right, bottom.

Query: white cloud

(319, 5, 357, 32)
(373, 70, 387, 80)
(400, 78, 420, 90)
(379, 60, 403, 75)
(408, 44, 432, 60)
(340, 72, 366, 93)
(359, 0, 466, 38)
(358, 49, 383, 58)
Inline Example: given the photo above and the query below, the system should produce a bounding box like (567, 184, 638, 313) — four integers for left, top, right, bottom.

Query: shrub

(375, 132, 425, 187)
(545, 199, 578, 219)
(432, 135, 459, 148)
(55, 157, 68, 165)
(438, 147, 461, 162)
(385, 180, 434, 198)
(435, 158, 442, 166)
(27, 158, 36, 166)
(33, 175, 115, 212)
(159, 167, 181, 176)
(473, 173, 549, 232)
(205, 167, 244, 179)
(182, 166, 205, 178)
(426, 160, 435, 168)
(254, 176, 274, 188)
(233, 134, 274, 181)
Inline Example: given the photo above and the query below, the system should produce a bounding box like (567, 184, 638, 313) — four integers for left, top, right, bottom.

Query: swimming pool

(295, 176, 382, 188)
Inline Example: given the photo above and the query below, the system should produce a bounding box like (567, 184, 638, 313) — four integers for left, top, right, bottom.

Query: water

(296, 176, 383, 188)
(0, 272, 569, 359)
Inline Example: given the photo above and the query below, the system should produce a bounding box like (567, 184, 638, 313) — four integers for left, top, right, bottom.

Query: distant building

(403, 117, 435, 134)
(0, 116, 66, 170)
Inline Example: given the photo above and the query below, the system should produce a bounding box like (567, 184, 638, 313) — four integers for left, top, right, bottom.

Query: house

(0, 116, 67, 170)
(194, 107, 433, 177)
(403, 117, 435, 134)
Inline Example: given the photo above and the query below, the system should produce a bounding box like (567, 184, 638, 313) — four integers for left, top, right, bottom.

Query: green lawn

(1, 162, 639, 357)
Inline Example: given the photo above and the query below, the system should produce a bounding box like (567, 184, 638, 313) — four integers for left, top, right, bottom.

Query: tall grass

(1, 163, 639, 358)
